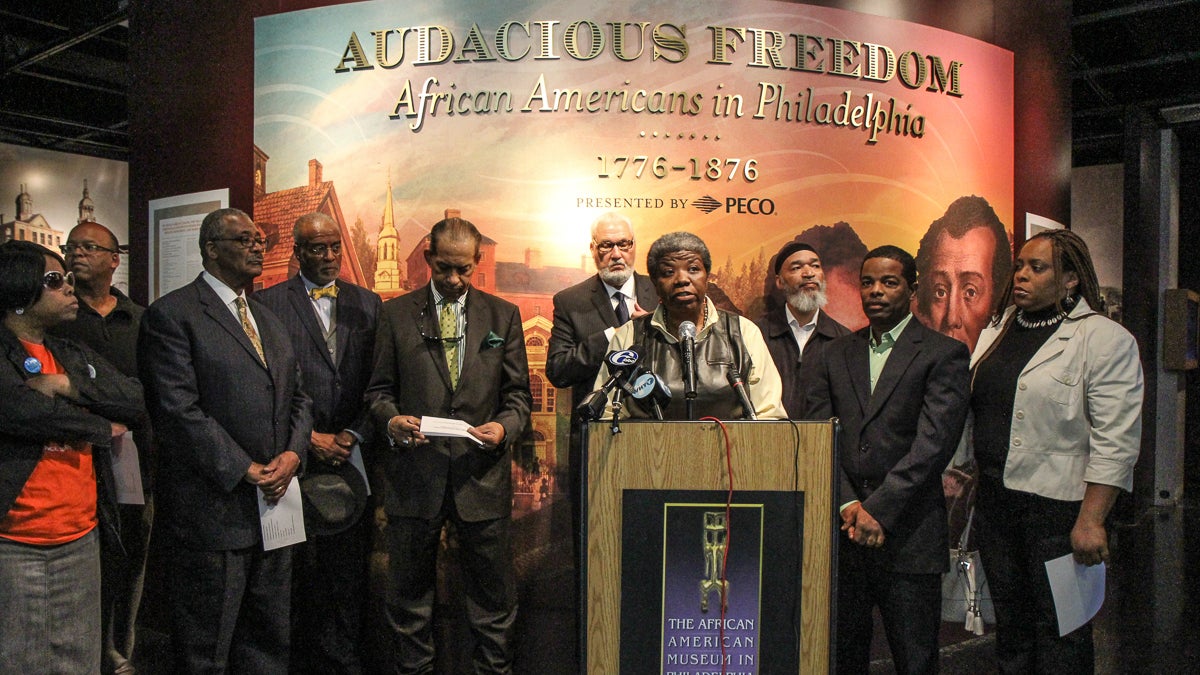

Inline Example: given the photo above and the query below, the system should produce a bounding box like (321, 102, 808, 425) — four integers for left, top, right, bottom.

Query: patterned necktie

(613, 291, 630, 326)
(234, 297, 266, 365)
(310, 285, 338, 300)
(439, 301, 459, 387)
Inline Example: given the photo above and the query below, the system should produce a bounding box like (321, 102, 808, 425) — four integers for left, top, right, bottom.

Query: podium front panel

(583, 420, 836, 674)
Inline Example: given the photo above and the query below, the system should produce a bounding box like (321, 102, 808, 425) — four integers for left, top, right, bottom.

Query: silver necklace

(1014, 308, 1067, 329)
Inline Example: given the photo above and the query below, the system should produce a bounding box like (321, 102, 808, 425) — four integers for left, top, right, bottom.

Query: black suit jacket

(755, 307, 850, 418)
(803, 316, 969, 574)
(365, 285, 531, 522)
(1, 325, 144, 530)
(546, 272, 657, 410)
(255, 276, 381, 445)
(139, 275, 312, 550)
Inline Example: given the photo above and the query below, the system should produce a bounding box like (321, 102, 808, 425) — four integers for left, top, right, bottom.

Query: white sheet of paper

(257, 476, 306, 551)
(420, 416, 484, 446)
(1045, 553, 1106, 637)
(111, 431, 145, 505)
(348, 443, 370, 496)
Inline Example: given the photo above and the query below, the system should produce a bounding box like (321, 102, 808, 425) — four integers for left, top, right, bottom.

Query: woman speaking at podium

(594, 231, 784, 420)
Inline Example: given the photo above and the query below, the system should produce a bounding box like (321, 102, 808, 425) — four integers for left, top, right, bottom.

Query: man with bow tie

(255, 212, 381, 673)
(366, 216, 531, 673)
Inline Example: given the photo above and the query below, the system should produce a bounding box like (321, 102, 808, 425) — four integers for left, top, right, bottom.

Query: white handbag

(941, 506, 995, 634)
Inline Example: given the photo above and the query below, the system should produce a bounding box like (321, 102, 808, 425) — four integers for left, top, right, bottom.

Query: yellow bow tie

(310, 285, 338, 300)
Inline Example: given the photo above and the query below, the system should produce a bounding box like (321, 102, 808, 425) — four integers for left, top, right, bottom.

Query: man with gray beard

(756, 241, 850, 417)
(547, 212, 657, 574)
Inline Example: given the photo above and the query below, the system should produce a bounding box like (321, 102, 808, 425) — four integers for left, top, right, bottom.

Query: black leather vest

(628, 310, 755, 420)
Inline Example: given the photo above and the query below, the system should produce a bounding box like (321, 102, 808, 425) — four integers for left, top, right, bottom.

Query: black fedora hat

(299, 460, 368, 537)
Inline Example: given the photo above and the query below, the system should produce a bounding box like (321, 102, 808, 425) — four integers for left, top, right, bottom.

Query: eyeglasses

(211, 235, 267, 249)
(297, 242, 342, 256)
(43, 271, 75, 290)
(60, 242, 118, 255)
(593, 239, 634, 254)
(416, 306, 465, 344)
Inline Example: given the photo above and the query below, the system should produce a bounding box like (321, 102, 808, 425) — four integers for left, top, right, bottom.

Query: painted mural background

(253, 1, 1013, 667)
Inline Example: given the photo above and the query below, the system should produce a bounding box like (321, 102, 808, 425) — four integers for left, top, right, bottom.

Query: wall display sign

(148, 188, 229, 301)
(254, 0, 1014, 486)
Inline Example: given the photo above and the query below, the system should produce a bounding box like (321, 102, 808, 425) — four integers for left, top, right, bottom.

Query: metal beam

(1073, 0, 1197, 26)
(2, 10, 127, 76)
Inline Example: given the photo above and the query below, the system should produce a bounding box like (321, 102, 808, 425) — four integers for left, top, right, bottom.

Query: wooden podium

(582, 420, 837, 674)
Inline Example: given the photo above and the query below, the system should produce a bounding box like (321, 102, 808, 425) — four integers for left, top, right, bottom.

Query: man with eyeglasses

(546, 212, 656, 572)
(365, 216, 531, 674)
(139, 207, 312, 674)
(50, 222, 151, 675)
(255, 211, 380, 673)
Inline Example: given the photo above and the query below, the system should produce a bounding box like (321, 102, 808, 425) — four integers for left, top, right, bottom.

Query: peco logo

(692, 195, 777, 216)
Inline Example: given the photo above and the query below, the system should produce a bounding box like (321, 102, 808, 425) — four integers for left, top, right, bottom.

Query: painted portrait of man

(914, 196, 1012, 352)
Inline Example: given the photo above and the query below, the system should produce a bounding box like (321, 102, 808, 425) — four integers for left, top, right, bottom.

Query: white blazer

(964, 299, 1144, 501)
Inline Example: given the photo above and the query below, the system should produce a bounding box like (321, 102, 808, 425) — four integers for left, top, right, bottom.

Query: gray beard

(786, 287, 826, 315)
(598, 267, 633, 287)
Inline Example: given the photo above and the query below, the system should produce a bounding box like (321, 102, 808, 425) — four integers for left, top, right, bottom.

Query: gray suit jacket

(255, 276, 381, 444)
(365, 285, 531, 522)
(803, 316, 969, 573)
(546, 272, 657, 411)
(139, 275, 312, 550)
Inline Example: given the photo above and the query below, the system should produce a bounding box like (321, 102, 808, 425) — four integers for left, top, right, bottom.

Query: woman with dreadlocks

(963, 228, 1144, 672)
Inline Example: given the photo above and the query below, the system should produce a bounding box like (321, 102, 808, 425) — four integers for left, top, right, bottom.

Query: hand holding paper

(420, 416, 486, 448)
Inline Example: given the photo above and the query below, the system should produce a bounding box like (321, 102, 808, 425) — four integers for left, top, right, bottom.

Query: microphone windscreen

(678, 320, 696, 341)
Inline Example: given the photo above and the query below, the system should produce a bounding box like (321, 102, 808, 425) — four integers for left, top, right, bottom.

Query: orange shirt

(0, 340, 97, 545)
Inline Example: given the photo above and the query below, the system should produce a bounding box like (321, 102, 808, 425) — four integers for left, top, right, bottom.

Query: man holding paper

(256, 211, 380, 673)
(139, 208, 312, 673)
(366, 215, 531, 674)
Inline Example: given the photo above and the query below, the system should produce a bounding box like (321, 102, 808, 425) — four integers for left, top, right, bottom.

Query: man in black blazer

(803, 245, 970, 674)
(546, 212, 656, 545)
(366, 217, 531, 673)
(255, 212, 380, 673)
(139, 208, 312, 674)
(756, 241, 850, 417)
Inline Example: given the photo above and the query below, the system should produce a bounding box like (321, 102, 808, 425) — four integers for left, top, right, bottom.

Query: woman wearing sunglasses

(0, 240, 144, 672)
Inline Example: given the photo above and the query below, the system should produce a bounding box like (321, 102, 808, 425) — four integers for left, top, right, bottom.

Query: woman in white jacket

(967, 229, 1143, 673)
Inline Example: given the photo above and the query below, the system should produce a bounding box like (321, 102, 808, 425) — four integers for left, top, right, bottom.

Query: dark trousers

(167, 538, 292, 675)
(101, 500, 153, 675)
(836, 541, 942, 674)
(382, 499, 516, 675)
(290, 513, 371, 674)
(977, 477, 1094, 674)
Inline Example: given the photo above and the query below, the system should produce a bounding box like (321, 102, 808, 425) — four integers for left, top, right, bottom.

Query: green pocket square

(483, 331, 505, 349)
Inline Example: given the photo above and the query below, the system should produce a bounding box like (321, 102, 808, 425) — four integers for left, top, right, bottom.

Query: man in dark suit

(139, 208, 312, 674)
(803, 245, 970, 674)
(366, 216, 531, 674)
(756, 241, 850, 417)
(255, 211, 380, 673)
(546, 212, 656, 544)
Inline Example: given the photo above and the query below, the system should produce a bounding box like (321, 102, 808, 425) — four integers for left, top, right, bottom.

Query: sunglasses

(43, 271, 75, 290)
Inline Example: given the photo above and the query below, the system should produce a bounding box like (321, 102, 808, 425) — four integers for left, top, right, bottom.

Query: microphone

(575, 348, 643, 421)
(678, 321, 697, 420)
(628, 371, 673, 420)
(726, 368, 757, 420)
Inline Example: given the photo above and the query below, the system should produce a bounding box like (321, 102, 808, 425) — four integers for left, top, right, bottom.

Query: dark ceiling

(2, 1, 1199, 166)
